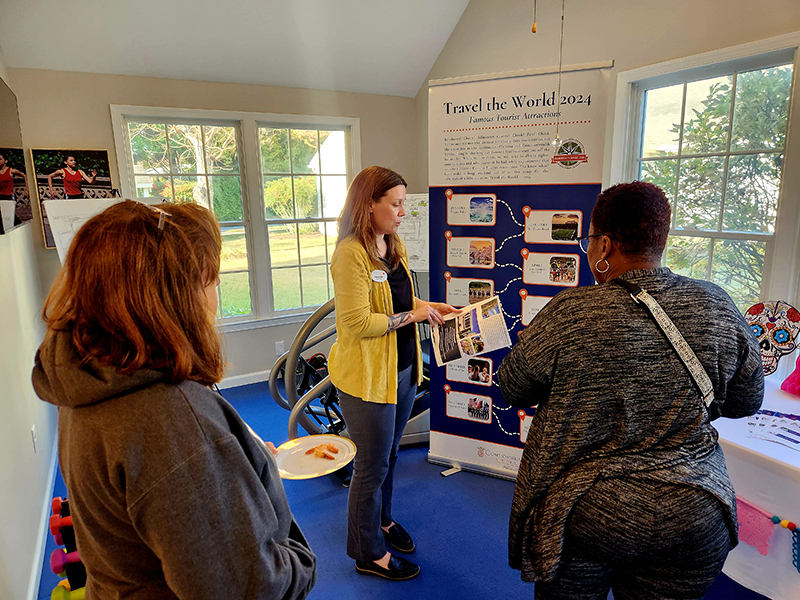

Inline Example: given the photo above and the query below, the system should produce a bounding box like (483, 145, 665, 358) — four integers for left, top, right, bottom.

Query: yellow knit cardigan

(328, 235, 423, 404)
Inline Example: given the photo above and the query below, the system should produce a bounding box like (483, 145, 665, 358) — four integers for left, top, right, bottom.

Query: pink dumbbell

(49, 515, 72, 536)
(50, 548, 81, 575)
(50, 583, 85, 600)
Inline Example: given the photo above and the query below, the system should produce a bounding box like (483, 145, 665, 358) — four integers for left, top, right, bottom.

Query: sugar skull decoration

(744, 301, 800, 376)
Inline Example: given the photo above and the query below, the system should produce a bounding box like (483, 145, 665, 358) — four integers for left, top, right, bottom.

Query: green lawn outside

(219, 229, 332, 316)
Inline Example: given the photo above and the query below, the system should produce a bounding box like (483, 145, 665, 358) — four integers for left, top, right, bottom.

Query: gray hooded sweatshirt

(33, 329, 317, 600)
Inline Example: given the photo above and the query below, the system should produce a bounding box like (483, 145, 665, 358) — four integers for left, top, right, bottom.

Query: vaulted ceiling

(0, 0, 471, 97)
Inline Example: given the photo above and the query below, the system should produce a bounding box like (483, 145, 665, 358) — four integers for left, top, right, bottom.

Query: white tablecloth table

(715, 377, 800, 600)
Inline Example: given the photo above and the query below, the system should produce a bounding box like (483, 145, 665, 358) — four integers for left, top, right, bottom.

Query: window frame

(609, 32, 800, 306)
(110, 105, 361, 332)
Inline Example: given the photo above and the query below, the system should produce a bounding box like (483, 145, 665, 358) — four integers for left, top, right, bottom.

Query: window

(111, 107, 360, 328)
(127, 121, 252, 318)
(612, 35, 800, 313)
(259, 127, 348, 311)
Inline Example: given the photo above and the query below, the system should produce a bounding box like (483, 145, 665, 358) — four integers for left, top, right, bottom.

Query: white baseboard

(219, 369, 271, 390)
(28, 440, 59, 600)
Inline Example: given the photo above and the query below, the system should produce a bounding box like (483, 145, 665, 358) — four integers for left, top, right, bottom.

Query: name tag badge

(371, 269, 388, 283)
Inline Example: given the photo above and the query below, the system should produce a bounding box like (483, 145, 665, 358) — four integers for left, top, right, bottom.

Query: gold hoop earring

(595, 258, 610, 274)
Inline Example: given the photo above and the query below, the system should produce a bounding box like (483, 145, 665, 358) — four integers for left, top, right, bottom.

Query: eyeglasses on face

(577, 234, 602, 254)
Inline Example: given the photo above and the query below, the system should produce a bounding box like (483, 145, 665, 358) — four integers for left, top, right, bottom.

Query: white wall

(0, 44, 56, 599)
(414, 0, 800, 190)
(9, 68, 419, 381)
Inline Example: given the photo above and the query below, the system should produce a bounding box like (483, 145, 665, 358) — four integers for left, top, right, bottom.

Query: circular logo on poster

(551, 138, 589, 169)
(477, 446, 486, 458)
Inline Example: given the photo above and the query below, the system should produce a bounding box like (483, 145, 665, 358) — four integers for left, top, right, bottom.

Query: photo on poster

(446, 357, 494, 387)
(468, 358, 492, 384)
(467, 396, 491, 421)
(523, 208, 583, 245)
(522, 250, 580, 287)
(30, 149, 115, 248)
(445, 389, 493, 424)
(446, 235, 495, 269)
(0, 147, 31, 233)
(549, 256, 577, 284)
(470, 196, 495, 223)
(551, 213, 580, 241)
(469, 280, 493, 304)
(446, 192, 496, 226)
(469, 240, 493, 266)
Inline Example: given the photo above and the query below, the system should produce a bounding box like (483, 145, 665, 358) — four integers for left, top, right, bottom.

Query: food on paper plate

(304, 443, 339, 460)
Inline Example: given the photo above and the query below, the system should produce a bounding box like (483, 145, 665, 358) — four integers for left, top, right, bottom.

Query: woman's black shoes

(382, 522, 415, 553)
(355, 554, 420, 580)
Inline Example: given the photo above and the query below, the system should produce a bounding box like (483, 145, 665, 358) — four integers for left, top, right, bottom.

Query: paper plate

(274, 434, 357, 480)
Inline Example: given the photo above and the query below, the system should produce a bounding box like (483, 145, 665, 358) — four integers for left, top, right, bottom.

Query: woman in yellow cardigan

(329, 166, 457, 581)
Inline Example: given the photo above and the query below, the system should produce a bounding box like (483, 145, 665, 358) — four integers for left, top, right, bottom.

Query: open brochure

(431, 296, 512, 366)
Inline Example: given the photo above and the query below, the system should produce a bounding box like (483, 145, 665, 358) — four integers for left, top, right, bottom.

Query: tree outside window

(637, 64, 793, 312)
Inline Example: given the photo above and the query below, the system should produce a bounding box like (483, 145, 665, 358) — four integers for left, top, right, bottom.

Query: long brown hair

(337, 166, 407, 267)
(43, 200, 225, 385)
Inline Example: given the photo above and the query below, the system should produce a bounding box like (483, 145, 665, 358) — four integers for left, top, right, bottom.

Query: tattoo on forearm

(387, 311, 414, 331)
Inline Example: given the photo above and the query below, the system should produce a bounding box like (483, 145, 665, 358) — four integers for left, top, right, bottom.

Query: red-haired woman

(47, 155, 96, 199)
(328, 166, 458, 580)
(33, 201, 316, 599)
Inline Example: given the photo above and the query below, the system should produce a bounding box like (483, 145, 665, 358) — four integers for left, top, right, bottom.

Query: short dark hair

(591, 181, 671, 260)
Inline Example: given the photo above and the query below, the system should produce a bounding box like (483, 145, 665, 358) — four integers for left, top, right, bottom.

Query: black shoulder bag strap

(613, 278, 715, 407)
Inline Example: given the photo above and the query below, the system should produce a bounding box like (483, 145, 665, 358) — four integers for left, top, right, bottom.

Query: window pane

(294, 175, 321, 219)
(220, 226, 248, 273)
(731, 64, 793, 151)
(273, 268, 301, 310)
(167, 124, 205, 174)
(260, 128, 290, 173)
(325, 222, 338, 262)
(299, 223, 326, 265)
(219, 271, 252, 317)
(269, 223, 298, 267)
(666, 236, 710, 279)
(319, 130, 347, 174)
(710, 239, 765, 312)
(639, 159, 678, 201)
(291, 130, 320, 173)
(675, 156, 725, 230)
(134, 175, 172, 199)
(264, 175, 294, 220)
(209, 175, 243, 222)
(641, 84, 683, 157)
(172, 175, 210, 208)
(302, 265, 329, 307)
(681, 76, 732, 155)
(128, 122, 169, 174)
(204, 126, 239, 173)
(321, 175, 347, 218)
(723, 153, 782, 234)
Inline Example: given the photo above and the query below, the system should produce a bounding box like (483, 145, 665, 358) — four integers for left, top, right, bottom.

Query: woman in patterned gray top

(499, 181, 763, 600)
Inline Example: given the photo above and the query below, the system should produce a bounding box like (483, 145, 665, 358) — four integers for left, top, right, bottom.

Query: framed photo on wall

(30, 148, 116, 248)
(0, 147, 31, 234)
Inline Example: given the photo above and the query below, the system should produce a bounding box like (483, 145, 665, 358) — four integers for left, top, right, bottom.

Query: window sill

(217, 310, 334, 334)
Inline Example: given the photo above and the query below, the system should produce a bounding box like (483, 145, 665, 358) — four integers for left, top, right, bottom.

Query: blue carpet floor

(37, 381, 769, 599)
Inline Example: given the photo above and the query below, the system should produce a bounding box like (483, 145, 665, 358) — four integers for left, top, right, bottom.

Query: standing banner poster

(428, 62, 612, 479)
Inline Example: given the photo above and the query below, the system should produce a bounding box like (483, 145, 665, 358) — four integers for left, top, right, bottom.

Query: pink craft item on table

(736, 497, 775, 556)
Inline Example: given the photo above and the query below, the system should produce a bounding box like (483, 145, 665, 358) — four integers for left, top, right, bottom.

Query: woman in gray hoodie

(33, 200, 317, 600)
